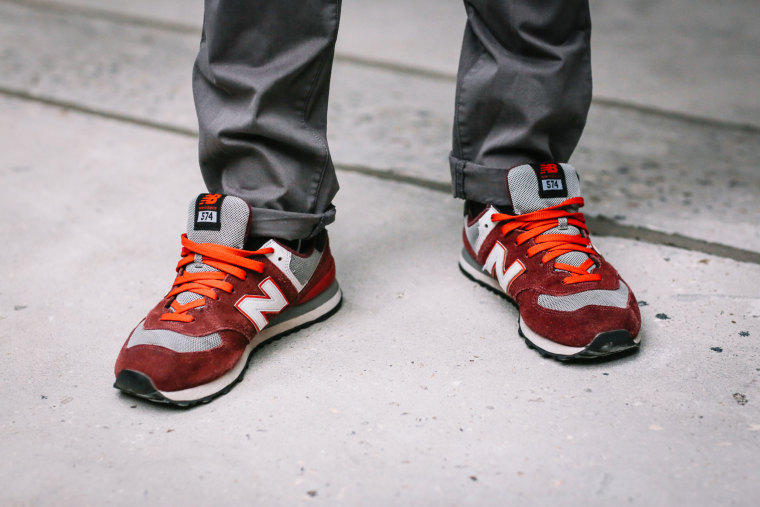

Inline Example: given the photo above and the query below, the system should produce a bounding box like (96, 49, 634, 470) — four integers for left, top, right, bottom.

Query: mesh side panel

(186, 196, 250, 248)
(508, 164, 581, 214)
(537, 283, 629, 312)
(127, 323, 222, 352)
(290, 249, 322, 286)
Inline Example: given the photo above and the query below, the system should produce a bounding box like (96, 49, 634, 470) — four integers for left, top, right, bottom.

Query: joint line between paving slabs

(4, 0, 760, 134)
(336, 163, 760, 265)
(2, 85, 758, 265)
(0, 86, 198, 138)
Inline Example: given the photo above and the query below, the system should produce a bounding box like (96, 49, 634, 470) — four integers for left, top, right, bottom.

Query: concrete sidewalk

(1, 1, 759, 505)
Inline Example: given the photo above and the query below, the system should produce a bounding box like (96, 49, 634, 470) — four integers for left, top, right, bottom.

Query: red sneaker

(459, 164, 641, 360)
(114, 194, 341, 405)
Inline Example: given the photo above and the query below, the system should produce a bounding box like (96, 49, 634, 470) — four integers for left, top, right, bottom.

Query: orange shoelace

(491, 197, 601, 284)
(160, 234, 274, 322)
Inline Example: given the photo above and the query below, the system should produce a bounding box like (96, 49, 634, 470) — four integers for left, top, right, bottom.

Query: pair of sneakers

(114, 164, 641, 406)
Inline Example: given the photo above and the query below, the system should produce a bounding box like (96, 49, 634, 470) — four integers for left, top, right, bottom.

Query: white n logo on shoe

(483, 242, 526, 293)
(235, 277, 288, 332)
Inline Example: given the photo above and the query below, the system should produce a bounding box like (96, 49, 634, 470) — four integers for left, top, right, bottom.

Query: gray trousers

(193, 0, 592, 240)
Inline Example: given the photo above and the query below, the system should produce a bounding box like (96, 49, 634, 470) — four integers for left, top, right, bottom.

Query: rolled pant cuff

(449, 155, 522, 206)
(247, 205, 336, 241)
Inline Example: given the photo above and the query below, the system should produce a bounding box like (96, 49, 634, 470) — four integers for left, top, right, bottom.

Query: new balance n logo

(235, 277, 288, 332)
(483, 242, 526, 293)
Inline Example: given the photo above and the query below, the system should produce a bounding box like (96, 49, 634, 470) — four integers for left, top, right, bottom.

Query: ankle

(465, 200, 514, 219)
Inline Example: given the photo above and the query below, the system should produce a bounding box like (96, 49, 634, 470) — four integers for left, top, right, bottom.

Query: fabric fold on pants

(450, 0, 592, 204)
(449, 156, 515, 206)
(193, 0, 342, 240)
(245, 205, 336, 240)
(193, 0, 592, 234)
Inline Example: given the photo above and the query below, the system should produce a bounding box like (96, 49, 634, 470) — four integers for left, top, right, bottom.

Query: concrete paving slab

(573, 106, 760, 251)
(2, 96, 760, 506)
(17, 0, 760, 128)
(11, 0, 204, 31)
(590, 0, 760, 128)
(345, 0, 760, 128)
(0, 2, 201, 128)
(2, 1, 759, 253)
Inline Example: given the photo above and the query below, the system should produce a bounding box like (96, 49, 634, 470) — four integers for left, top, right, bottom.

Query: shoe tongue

(507, 164, 589, 269)
(186, 194, 251, 249)
(173, 194, 251, 310)
(508, 163, 581, 214)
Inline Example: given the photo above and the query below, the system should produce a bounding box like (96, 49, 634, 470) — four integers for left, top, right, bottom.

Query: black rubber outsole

(459, 264, 639, 362)
(114, 298, 343, 408)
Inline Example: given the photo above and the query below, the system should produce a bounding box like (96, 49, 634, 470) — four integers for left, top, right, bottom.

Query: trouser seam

(454, 35, 486, 164)
(303, 2, 340, 218)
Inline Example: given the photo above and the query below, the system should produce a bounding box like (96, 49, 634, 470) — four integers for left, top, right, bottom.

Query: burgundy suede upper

(114, 239, 336, 392)
(468, 210, 641, 347)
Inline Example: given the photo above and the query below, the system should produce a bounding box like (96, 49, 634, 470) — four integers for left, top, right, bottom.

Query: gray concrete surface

(1, 0, 759, 505)
(20, 0, 760, 128)
(3, 1, 759, 252)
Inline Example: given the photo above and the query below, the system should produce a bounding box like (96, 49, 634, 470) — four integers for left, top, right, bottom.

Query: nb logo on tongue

(199, 194, 222, 206)
(194, 193, 226, 231)
(540, 163, 559, 174)
(531, 163, 568, 199)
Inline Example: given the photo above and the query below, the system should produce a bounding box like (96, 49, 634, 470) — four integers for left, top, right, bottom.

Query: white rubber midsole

(458, 251, 502, 292)
(517, 317, 586, 355)
(159, 282, 342, 402)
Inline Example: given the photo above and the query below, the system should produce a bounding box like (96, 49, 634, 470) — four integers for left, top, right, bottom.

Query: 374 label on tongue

(531, 163, 568, 198)
(194, 193, 226, 231)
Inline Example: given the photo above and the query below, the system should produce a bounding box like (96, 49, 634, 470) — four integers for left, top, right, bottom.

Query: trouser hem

(247, 205, 336, 240)
(449, 154, 535, 206)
